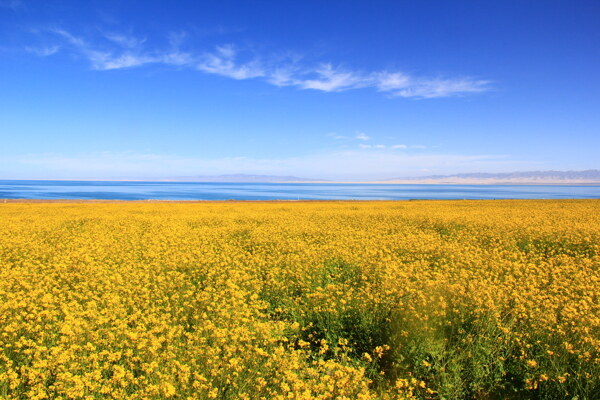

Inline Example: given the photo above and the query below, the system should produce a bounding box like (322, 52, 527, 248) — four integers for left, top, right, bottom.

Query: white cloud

(374, 71, 411, 91)
(327, 133, 349, 140)
(95, 53, 158, 70)
(36, 28, 492, 99)
(50, 29, 141, 70)
(103, 32, 146, 48)
(160, 51, 194, 66)
(332, 134, 423, 150)
(25, 45, 60, 56)
(391, 78, 490, 98)
(47, 28, 194, 70)
(296, 64, 368, 92)
(50, 28, 86, 48)
(372, 70, 490, 98)
(361, 144, 428, 150)
(197, 45, 264, 79)
(266, 65, 301, 86)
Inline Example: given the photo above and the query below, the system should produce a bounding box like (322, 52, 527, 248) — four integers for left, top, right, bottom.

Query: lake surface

(1, 180, 599, 200)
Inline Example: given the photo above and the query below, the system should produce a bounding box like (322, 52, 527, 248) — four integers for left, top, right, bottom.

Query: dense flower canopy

(0, 200, 598, 399)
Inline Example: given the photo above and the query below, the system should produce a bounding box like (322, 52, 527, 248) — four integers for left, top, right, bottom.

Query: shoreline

(2, 198, 599, 204)
(2, 179, 600, 185)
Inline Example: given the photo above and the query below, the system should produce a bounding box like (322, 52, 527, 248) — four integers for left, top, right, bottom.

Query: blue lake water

(1, 180, 599, 200)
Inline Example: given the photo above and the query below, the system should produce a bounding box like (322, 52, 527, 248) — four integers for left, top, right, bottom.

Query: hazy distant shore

(5, 170, 599, 185)
(3, 199, 599, 204)
(3, 179, 600, 185)
(325, 179, 600, 185)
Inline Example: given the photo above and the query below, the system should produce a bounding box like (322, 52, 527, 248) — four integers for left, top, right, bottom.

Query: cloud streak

(355, 132, 371, 141)
(328, 132, 425, 150)
(25, 45, 61, 56)
(197, 45, 264, 79)
(36, 28, 492, 99)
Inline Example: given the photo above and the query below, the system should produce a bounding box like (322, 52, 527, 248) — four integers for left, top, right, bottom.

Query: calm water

(1, 180, 599, 200)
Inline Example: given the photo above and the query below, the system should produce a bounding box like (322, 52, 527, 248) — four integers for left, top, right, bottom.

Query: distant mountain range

(382, 169, 600, 184)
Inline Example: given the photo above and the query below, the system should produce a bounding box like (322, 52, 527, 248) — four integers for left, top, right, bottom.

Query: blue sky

(1, 0, 599, 180)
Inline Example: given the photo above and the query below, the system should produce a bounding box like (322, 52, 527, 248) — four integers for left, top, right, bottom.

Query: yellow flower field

(0, 200, 598, 399)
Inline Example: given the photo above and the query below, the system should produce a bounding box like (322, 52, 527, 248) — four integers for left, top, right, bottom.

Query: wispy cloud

(25, 45, 60, 56)
(32, 27, 492, 98)
(355, 132, 371, 141)
(50, 28, 146, 70)
(370, 72, 488, 98)
(295, 64, 368, 92)
(390, 78, 491, 99)
(103, 32, 146, 49)
(358, 144, 389, 149)
(47, 28, 191, 70)
(327, 133, 349, 140)
(196, 45, 264, 79)
(374, 72, 411, 92)
(329, 132, 425, 150)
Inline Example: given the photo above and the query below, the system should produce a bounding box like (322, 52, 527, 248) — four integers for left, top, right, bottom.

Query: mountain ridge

(381, 169, 600, 184)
